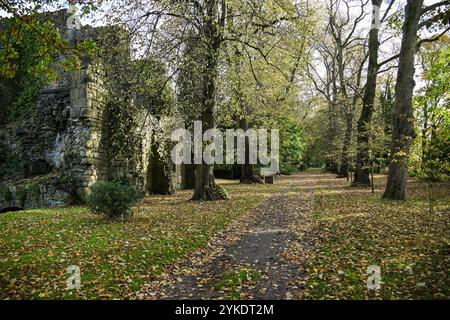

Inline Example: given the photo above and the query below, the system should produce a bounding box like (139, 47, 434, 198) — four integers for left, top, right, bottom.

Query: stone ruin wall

(0, 10, 184, 211)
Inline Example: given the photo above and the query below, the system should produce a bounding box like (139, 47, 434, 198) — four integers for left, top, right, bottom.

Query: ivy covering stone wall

(0, 10, 184, 211)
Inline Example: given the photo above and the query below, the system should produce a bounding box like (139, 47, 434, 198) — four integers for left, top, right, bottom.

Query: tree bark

(182, 163, 195, 190)
(192, 0, 228, 201)
(240, 117, 254, 182)
(383, 0, 423, 200)
(239, 117, 263, 184)
(326, 161, 339, 174)
(354, 0, 382, 186)
(326, 84, 339, 174)
(335, 35, 349, 179)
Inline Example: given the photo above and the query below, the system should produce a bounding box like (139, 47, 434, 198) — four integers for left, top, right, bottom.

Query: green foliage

(0, 18, 57, 79)
(279, 115, 307, 170)
(0, 0, 100, 78)
(97, 35, 175, 170)
(102, 100, 139, 167)
(0, 142, 25, 180)
(368, 79, 395, 170)
(280, 164, 298, 175)
(27, 182, 41, 202)
(16, 186, 27, 208)
(176, 35, 207, 121)
(204, 185, 230, 200)
(411, 38, 450, 181)
(1, 185, 13, 203)
(0, 2, 98, 121)
(133, 58, 175, 116)
(86, 181, 142, 219)
(303, 104, 331, 168)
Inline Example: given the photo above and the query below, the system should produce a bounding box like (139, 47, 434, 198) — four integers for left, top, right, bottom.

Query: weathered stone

(0, 9, 186, 211)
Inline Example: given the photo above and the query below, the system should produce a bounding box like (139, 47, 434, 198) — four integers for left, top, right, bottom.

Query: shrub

(86, 181, 142, 219)
(280, 164, 298, 175)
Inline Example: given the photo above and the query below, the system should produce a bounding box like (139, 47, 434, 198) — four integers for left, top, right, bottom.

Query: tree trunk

(383, 0, 422, 200)
(337, 112, 352, 179)
(326, 56, 340, 175)
(335, 39, 349, 178)
(193, 105, 226, 200)
(326, 100, 339, 174)
(192, 0, 228, 201)
(239, 117, 263, 184)
(326, 161, 339, 174)
(421, 102, 429, 163)
(354, 0, 382, 186)
(182, 164, 195, 190)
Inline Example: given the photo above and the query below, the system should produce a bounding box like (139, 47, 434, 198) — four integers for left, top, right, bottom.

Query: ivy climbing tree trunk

(383, 0, 423, 200)
(192, 0, 228, 201)
(354, 0, 382, 186)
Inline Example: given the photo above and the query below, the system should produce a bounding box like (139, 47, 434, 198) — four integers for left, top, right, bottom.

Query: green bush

(86, 181, 142, 219)
(204, 184, 230, 200)
(280, 164, 298, 175)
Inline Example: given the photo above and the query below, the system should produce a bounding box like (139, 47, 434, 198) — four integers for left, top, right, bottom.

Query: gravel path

(139, 175, 315, 300)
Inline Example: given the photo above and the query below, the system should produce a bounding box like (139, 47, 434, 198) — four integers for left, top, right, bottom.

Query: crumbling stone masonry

(0, 10, 185, 211)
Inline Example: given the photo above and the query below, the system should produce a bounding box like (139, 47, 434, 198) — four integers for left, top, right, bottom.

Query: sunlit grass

(297, 174, 450, 300)
(0, 178, 293, 300)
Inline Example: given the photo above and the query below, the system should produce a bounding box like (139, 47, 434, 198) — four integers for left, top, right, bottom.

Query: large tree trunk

(335, 41, 349, 178)
(192, 96, 226, 200)
(354, 0, 382, 186)
(192, 0, 228, 201)
(182, 164, 195, 190)
(383, 0, 423, 200)
(326, 98, 339, 174)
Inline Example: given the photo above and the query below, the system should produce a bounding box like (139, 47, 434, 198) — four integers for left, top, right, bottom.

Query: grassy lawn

(0, 178, 293, 300)
(293, 174, 450, 300)
(2, 172, 448, 300)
